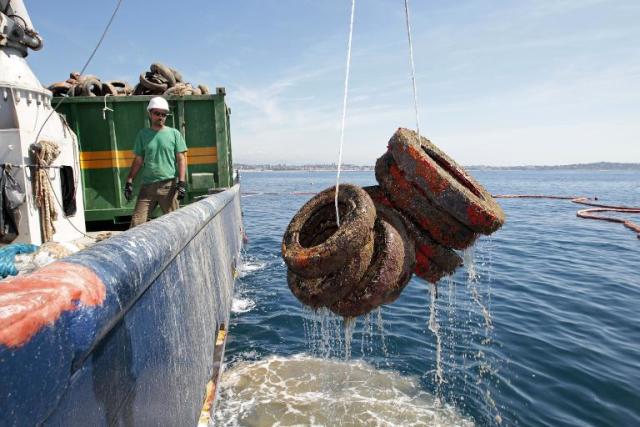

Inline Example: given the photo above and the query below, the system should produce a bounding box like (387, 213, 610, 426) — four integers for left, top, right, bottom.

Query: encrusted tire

(170, 67, 184, 83)
(414, 248, 449, 284)
(363, 185, 415, 282)
(139, 72, 168, 93)
(287, 231, 374, 308)
(375, 152, 477, 250)
(329, 218, 408, 317)
(198, 84, 210, 95)
(151, 63, 177, 87)
(388, 128, 505, 234)
(82, 78, 102, 96)
(364, 185, 461, 274)
(101, 82, 118, 97)
(282, 184, 376, 278)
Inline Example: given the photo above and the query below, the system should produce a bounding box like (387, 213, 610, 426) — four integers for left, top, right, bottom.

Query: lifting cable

(334, 0, 421, 226)
(493, 195, 640, 239)
(32, 0, 124, 242)
(334, 0, 356, 227)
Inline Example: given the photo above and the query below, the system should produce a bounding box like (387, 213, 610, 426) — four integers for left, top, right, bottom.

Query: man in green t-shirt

(124, 97, 187, 227)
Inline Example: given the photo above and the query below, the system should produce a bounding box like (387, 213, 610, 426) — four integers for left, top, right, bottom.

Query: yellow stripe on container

(80, 147, 217, 169)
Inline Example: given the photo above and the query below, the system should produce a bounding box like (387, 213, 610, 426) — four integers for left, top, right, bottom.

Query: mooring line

(404, 0, 421, 143)
(494, 195, 640, 239)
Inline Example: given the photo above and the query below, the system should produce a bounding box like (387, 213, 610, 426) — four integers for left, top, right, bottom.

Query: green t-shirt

(133, 127, 187, 184)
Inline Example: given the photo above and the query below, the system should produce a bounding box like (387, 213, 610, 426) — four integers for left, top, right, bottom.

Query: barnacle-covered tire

(82, 78, 102, 96)
(151, 62, 176, 87)
(287, 232, 374, 308)
(139, 73, 168, 93)
(282, 184, 376, 278)
(414, 248, 449, 284)
(170, 67, 184, 83)
(388, 128, 505, 234)
(365, 184, 462, 279)
(330, 219, 407, 317)
(375, 153, 477, 250)
(107, 80, 133, 95)
(101, 82, 118, 97)
(48, 82, 71, 96)
(363, 186, 415, 283)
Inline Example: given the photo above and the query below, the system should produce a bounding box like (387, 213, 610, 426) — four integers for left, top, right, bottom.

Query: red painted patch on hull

(0, 262, 106, 348)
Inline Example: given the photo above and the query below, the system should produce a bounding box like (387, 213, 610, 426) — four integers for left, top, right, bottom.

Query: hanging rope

(32, 141, 61, 242)
(494, 195, 640, 239)
(335, 0, 356, 227)
(404, 0, 421, 142)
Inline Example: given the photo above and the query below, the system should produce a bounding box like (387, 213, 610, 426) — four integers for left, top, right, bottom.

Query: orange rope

(493, 195, 640, 239)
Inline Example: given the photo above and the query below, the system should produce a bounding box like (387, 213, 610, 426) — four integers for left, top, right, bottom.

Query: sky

(26, 0, 640, 166)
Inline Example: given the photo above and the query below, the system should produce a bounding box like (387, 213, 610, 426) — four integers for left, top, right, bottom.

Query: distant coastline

(235, 162, 640, 172)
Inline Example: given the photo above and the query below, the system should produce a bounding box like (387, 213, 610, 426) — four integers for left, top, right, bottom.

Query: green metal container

(55, 90, 233, 224)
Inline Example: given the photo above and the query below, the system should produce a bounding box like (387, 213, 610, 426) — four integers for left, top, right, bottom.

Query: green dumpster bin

(54, 90, 233, 224)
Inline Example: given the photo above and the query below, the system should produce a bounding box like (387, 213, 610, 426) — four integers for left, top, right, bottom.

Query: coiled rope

(0, 243, 38, 278)
(493, 195, 640, 239)
(335, 0, 356, 227)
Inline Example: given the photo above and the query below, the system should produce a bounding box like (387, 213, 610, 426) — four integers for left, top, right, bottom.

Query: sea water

(215, 170, 640, 426)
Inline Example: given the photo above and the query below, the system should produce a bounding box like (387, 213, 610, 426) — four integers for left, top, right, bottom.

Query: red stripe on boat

(0, 262, 106, 348)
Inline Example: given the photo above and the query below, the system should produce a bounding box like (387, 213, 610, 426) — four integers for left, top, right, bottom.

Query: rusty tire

(107, 80, 133, 95)
(282, 184, 376, 278)
(151, 62, 176, 87)
(388, 128, 505, 234)
(329, 218, 409, 317)
(414, 248, 449, 284)
(375, 152, 477, 250)
(82, 78, 102, 96)
(365, 185, 463, 274)
(101, 82, 118, 97)
(363, 185, 415, 284)
(170, 67, 183, 83)
(287, 231, 374, 308)
(139, 72, 168, 93)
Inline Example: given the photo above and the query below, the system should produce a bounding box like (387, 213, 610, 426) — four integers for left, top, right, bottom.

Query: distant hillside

(465, 162, 640, 171)
(234, 162, 639, 171)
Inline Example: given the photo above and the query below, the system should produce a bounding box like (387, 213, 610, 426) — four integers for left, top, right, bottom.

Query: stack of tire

(48, 72, 133, 97)
(282, 128, 505, 318)
(133, 63, 209, 96)
(47, 63, 209, 97)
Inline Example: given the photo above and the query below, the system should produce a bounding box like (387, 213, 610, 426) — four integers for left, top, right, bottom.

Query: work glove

(177, 181, 187, 201)
(124, 182, 133, 202)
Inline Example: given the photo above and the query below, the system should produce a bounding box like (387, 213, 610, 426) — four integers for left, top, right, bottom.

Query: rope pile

(0, 243, 38, 278)
(494, 195, 640, 239)
(47, 63, 209, 97)
(31, 141, 60, 242)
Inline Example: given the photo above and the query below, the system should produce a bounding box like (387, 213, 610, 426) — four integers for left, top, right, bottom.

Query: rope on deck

(0, 244, 38, 279)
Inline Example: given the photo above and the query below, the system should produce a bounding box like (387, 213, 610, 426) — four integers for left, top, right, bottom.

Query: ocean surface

(213, 170, 640, 427)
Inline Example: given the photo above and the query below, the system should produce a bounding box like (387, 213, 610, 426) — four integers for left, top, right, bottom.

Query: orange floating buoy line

(281, 128, 506, 318)
(494, 195, 640, 239)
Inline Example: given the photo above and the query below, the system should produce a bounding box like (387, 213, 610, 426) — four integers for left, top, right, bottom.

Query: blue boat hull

(0, 185, 243, 426)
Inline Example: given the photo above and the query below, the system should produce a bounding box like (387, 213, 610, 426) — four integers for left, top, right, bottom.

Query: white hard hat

(147, 96, 169, 112)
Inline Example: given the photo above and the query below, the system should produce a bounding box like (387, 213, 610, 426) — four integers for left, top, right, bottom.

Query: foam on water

(231, 297, 256, 314)
(213, 355, 475, 427)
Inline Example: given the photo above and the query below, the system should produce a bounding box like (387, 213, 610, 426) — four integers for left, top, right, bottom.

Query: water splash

(213, 355, 475, 427)
(344, 317, 356, 359)
(428, 283, 445, 387)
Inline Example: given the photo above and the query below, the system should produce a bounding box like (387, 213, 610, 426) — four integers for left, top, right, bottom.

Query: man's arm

(176, 152, 187, 183)
(126, 156, 144, 183)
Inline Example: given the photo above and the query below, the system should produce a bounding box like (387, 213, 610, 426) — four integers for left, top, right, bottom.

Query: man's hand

(124, 182, 133, 202)
(177, 181, 187, 201)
